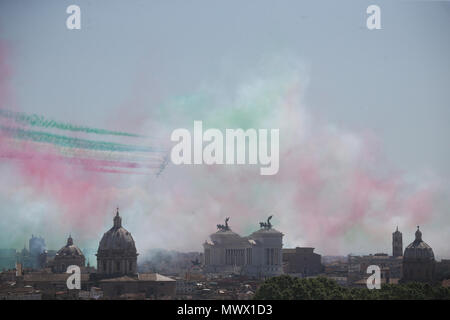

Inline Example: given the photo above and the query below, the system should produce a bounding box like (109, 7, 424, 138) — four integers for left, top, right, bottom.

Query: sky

(0, 0, 449, 260)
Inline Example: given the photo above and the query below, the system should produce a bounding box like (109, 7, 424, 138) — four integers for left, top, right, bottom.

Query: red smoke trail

(274, 83, 437, 253)
(0, 147, 162, 171)
(0, 137, 118, 230)
(0, 41, 121, 234)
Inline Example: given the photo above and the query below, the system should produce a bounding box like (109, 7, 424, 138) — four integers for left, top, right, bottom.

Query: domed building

(96, 208, 138, 277)
(53, 235, 85, 273)
(402, 226, 435, 282)
(15, 208, 176, 299)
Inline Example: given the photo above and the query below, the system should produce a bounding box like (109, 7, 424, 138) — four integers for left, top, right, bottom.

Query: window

(116, 261, 121, 272)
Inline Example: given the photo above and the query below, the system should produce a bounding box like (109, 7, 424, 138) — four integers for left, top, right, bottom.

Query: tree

(254, 275, 450, 300)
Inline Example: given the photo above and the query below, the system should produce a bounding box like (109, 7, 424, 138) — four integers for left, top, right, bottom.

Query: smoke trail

(83, 167, 157, 175)
(0, 109, 145, 138)
(117, 56, 444, 257)
(0, 40, 160, 246)
(0, 126, 165, 153)
(1, 43, 447, 257)
(0, 149, 162, 170)
(2, 137, 166, 162)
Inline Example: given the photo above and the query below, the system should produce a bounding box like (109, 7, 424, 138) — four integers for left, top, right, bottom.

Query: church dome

(98, 209, 137, 254)
(56, 235, 84, 257)
(403, 226, 434, 261)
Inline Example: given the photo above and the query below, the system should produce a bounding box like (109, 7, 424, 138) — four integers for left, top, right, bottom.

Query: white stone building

(203, 217, 283, 278)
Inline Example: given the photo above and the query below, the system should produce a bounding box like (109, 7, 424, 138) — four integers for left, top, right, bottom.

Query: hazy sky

(0, 0, 449, 258)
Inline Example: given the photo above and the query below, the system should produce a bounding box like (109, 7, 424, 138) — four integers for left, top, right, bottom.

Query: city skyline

(0, 0, 449, 258)
(3, 217, 447, 263)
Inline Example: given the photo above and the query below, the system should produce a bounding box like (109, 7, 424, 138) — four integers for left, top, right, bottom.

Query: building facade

(347, 253, 403, 285)
(1, 208, 176, 299)
(402, 226, 435, 282)
(203, 216, 283, 278)
(52, 235, 85, 273)
(96, 208, 138, 277)
(282, 247, 323, 277)
(94, 208, 176, 298)
(347, 227, 405, 286)
(15, 235, 48, 270)
(99, 273, 176, 299)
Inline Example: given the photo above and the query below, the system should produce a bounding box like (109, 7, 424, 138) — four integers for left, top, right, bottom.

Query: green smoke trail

(157, 87, 287, 130)
(1, 126, 164, 153)
(0, 109, 144, 138)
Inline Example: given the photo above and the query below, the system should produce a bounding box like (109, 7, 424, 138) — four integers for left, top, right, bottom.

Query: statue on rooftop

(259, 215, 273, 229)
(217, 217, 230, 231)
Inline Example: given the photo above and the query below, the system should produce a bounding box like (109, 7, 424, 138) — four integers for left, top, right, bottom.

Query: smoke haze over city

(0, 0, 449, 259)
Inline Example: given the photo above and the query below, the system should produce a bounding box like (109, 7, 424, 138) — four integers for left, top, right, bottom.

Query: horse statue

(259, 215, 273, 230)
(217, 217, 230, 231)
(266, 215, 273, 229)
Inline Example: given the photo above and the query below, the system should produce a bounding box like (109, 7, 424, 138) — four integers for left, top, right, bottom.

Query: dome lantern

(415, 226, 422, 242)
(67, 234, 73, 246)
(113, 207, 122, 228)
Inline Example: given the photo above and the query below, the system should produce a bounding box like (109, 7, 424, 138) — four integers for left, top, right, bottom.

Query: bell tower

(392, 226, 403, 257)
